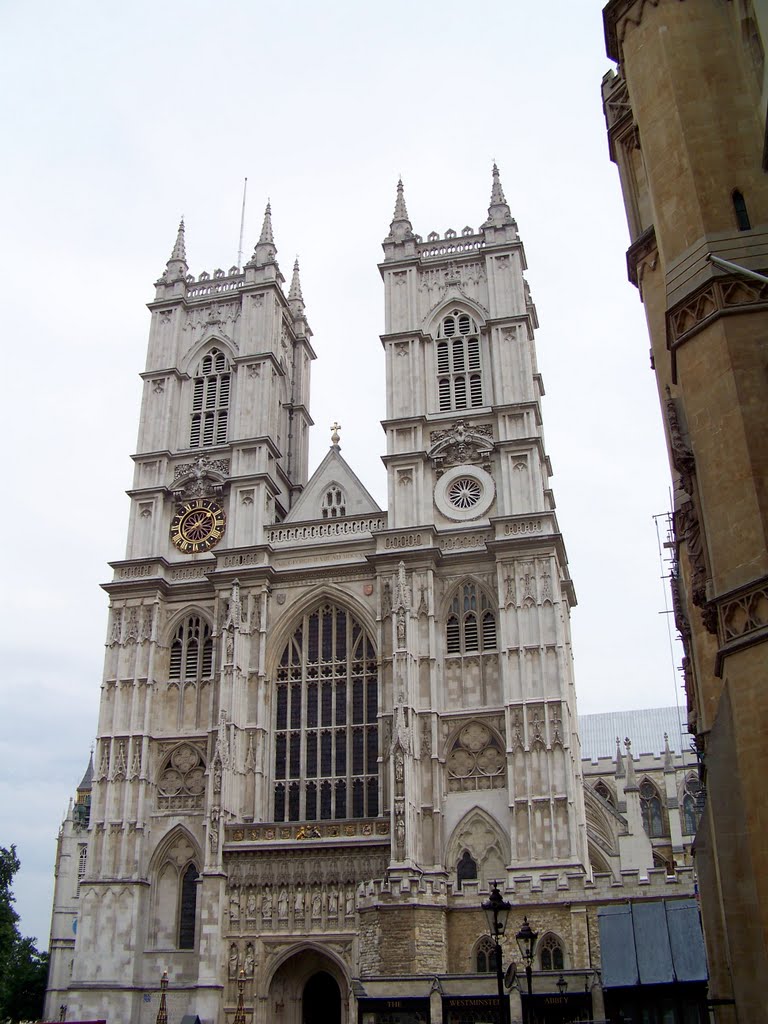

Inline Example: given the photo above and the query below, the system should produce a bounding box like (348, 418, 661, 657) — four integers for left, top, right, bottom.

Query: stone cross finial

(331, 422, 341, 447)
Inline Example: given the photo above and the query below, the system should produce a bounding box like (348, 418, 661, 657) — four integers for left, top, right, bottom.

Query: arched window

(456, 850, 478, 890)
(446, 583, 497, 654)
(190, 348, 230, 448)
(169, 615, 213, 681)
(178, 863, 199, 949)
(436, 310, 483, 412)
(681, 775, 703, 836)
(539, 934, 565, 971)
(274, 603, 379, 822)
(321, 486, 346, 519)
(475, 936, 497, 973)
(594, 780, 615, 807)
(732, 190, 751, 231)
(76, 845, 87, 897)
(640, 780, 664, 838)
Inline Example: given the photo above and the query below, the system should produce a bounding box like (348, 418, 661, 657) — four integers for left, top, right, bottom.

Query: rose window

(448, 477, 482, 509)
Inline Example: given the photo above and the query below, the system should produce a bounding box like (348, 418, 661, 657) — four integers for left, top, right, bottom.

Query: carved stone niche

(173, 454, 230, 500)
(428, 420, 494, 478)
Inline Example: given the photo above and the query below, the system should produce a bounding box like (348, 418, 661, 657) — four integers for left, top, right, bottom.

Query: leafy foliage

(0, 846, 49, 1024)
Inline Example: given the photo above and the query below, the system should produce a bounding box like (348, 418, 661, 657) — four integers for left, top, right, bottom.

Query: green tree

(0, 846, 49, 1023)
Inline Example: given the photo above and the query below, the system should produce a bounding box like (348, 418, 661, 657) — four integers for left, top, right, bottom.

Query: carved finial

(247, 200, 277, 267)
(624, 737, 638, 789)
(331, 421, 341, 448)
(385, 178, 414, 242)
(483, 163, 513, 228)
(663, 731, 674, 771)
(170, 218, 186, 262)
(289, 257, 304, 303)
(615, 736, 625, 778)
(259, 201, 274, 244)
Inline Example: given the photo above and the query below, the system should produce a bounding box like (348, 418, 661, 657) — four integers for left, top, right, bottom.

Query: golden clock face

(170, 498, 226, 554)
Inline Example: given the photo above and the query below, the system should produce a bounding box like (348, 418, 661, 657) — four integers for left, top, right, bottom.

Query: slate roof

(578, 706, 689, 762)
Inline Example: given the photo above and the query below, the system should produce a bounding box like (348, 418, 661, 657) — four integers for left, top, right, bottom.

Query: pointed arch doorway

(303, 971, 341, 1024)
(268, 946, 347, 1024)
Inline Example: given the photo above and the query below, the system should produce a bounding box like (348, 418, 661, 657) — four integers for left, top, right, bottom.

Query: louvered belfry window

(190, 348, 230, 448)
(169, 616, 213, 681)
(436, 311, 483, 412)
(274, 603, 379, 822)
(446, 583, 497, 654)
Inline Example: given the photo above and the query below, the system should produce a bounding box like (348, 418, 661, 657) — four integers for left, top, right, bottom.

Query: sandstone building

(601, 1, 768, 1020)
(45, 173, 705, 1024)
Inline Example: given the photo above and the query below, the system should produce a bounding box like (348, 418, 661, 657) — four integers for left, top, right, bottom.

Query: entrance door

(303, 970, 341, 1024)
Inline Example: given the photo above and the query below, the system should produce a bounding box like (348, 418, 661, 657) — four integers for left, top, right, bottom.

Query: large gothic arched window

(190, 347, 230, 448)
(274, 603, 379, 822)
(436, 310, 483, 412)
(539, 933, 565, 971)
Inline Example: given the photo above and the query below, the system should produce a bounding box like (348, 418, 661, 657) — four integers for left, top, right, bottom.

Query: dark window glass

(178, 864, 199, 949)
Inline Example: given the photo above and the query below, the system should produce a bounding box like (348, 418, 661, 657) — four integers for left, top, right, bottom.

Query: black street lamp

(481, 882, 512, 1024)
(556, 975, 568, 996)
(515, 915, 538, 1019)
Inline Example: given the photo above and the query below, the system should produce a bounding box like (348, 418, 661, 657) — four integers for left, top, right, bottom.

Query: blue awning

(598, 899, 708, 988)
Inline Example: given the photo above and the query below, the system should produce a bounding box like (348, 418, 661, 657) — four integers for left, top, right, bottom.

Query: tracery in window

(639, 779, 664, 838)
(681, 774, 703, 836)
(169, 616, 213, 681)
(446, 583, 497, 655)
(456, 850, 478, 890)
(539, 933, 565, 971)
(594, 780, 615, 806)
(321, 486, 346, 519)
(475, 936, 498, 974)
(190, 348, 230, 448)
(158, 745, 207, 811)
(274, 603, 379, 822)
(436, 310, 483, 412)
(446, 722, 505, 792)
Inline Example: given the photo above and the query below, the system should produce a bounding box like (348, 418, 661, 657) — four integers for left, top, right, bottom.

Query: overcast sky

(0, 1, 684, 947)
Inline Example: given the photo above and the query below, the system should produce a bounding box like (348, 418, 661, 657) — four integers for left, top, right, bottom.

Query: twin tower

(46, 170, 590, 1024)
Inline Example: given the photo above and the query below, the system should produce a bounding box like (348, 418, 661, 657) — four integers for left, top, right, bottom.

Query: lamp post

(481, 881, 512, 1024)
(515, 916, 538, 1022)
(155, 971, 168, 1024)
(233, 969, 247, 1024)
(556, 975, 568, 996)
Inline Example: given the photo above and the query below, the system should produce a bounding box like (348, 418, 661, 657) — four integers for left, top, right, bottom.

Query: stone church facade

(45, 173, 700, 1024)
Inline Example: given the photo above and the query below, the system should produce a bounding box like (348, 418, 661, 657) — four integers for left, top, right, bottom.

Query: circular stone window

(434, 465, 495, 521)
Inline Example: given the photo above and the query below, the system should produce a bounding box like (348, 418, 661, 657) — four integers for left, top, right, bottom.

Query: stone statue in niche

(278, 889, 288, 920)
(228, 943, 239, 979)
(244, 943, 255, 978)
(345, 887, 355, 917)
(246, 893, 256, 918)
(209, 809, 219, 852)
(311, 890, 322, 919)
(294, 886, 304, 915)
(229, 891, 240, 922)
(262, 886, 273, 919)
(328, 889, 338, 916)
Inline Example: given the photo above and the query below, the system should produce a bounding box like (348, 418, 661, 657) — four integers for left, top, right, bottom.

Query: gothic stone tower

(47, 172, 591, 1024)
